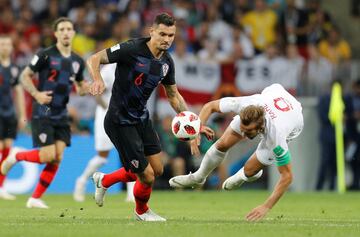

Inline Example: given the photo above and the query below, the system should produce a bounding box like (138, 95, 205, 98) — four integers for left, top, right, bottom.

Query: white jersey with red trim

(219, 83, 303, 165)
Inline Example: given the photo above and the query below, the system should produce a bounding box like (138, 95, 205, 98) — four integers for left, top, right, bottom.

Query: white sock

(78, 155, 107, 182)
(233, 167, 263, 182)
(192, 144, 227, 182)
(126, 181, 135, 199)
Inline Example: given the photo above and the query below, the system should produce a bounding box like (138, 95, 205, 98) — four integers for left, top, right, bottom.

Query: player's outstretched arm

(246, 163, 293, 221)
(87, 49, 108, 95)
(163, 84, 188, 113)
(198, 100, 221, 126)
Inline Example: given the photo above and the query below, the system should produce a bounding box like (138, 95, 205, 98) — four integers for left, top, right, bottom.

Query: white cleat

(134, 209, 166, 222)
(169, 173, 205, 188)
(222, 175, 245, 190)
(92, 172, 107, 207)
(222, 170, 263, 190)
(0, 188, 16, 200)
(26, 197, 49, 209)
(1, 147, 21, 175)
(73, 178, 86, 202)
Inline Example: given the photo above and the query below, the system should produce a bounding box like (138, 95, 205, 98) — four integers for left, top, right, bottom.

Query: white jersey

(219, 84, 303, 165)
(94, 64, 116, 151)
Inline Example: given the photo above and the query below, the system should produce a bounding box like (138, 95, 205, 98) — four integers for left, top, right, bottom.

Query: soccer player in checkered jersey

(170, 84, 304, 221)
(87, 13, 213, 221)
(73, 63, 135, 203)
(0, 35, 26, 200)
(1, 17, 89, 208)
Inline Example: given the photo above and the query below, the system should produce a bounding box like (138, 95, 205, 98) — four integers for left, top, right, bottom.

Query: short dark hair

(53, 17, 73, 31)
(154, 13, 176, 26)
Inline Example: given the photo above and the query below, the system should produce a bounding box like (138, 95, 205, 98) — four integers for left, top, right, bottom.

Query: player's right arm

(86, 49, 108, 95)
(246, 163, 293, 221)
(21, 51, 54, 105)
(189, 100, 221, 156)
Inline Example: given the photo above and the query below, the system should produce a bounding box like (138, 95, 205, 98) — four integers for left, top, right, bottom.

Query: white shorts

(94, 107, 114, 151)
(256, 125, 303, 166)
(229, 115, 303, 166)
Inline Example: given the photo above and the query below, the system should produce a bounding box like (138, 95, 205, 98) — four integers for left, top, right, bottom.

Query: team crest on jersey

(131, 160, 139, 169)
(39, 133, 47, 144)
(10, 66, 19, 78)
(162, 63, 169, 77)
(72, 61, 80, 74)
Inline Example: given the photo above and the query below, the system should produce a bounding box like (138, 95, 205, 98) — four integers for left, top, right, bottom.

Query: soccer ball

(171, 111, 201, 141)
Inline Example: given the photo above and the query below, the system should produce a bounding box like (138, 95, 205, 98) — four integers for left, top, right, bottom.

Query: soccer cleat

(26, 197, 49, 209)
(169, 172, 205, 188)
(0, 188, 16, 200)
(222, 175, 245, 190)
(222, 170, 263, 190)
(1, 147, 21, 175)
(73, 178, 86, 202)
(92, 172, 107, 207)
(134, 209, 166, 222)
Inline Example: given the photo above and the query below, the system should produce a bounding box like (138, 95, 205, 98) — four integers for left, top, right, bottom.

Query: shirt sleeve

(272, 131, 291, 166)
(106, 40, 134, 64)
(161, 56, 175, 85)
(28, 50, 48, 72)
(219, 94, 262, 113)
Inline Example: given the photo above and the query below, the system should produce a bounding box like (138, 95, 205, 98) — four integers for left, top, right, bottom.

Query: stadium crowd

(0, 0, 359, 190)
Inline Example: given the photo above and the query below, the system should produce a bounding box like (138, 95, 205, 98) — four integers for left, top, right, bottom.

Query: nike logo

(136, 62, 145, 67)
(51, 61, 60, 65)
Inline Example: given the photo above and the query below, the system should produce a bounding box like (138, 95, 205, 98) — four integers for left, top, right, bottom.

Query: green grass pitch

(0, 191, 359, 237)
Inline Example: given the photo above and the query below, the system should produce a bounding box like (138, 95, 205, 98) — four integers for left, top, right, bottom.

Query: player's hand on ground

(200, 125, 215, 141)
(245, 204, 270, 222)
(190, 137, 201, 157)
(34, 91, 53, 105)
(89, 80, 105, 95)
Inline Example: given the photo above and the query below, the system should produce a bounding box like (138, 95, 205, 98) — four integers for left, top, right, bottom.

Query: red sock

(134, 180, 152, 214)
(2, 147, 10, 160)
(102, 167, 137, 188)
(32, 163, 59, 198)
(0, 149, 6, 186)
(0, 174, 5, 187)
(16, 150, 42, 163)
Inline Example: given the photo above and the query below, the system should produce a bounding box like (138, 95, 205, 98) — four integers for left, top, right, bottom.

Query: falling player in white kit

(73, 63, 135, 202)
(169, 84, 303, 221)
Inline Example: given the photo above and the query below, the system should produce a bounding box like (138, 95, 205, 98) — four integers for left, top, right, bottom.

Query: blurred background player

(0, 35, 26, 200)
(73, 63, 135, 202)
(170, 83, 303, 221)
(87, 13, 212, 221)
(1, 17, 88, 208)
